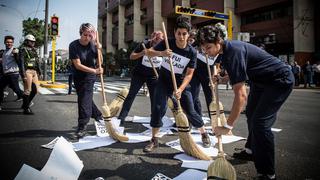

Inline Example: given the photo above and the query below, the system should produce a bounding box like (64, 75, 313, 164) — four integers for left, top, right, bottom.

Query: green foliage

(22, 18, 46, 48)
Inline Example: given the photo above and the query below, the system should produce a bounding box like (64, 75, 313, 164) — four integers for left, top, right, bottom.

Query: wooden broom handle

(213, 65, 224, 153)
(96, 31, 107, 104)
(162, 22, 181, 109)
(205, 54, 215, 99)
(141, 43, 159, 79)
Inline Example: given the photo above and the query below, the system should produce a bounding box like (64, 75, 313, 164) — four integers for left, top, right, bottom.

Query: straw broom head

(102, 104, 129, 142)
(109, 87, 129, 117)
(209, 101, 228, 129)
(207, 155, 236, 180)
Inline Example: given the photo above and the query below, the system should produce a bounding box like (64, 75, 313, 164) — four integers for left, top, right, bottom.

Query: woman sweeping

(197, 25, 294, 180)
(117, 31, 164, 125)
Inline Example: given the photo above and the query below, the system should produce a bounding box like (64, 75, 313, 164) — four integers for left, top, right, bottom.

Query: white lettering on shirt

(142, 56, 163, 68)
(161, 52, 190, 74)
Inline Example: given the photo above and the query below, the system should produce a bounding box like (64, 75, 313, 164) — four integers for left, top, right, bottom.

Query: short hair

(79, 23, 95, 35)
(197, 23, 227, 45)
(4, 35, 14, 43)
(174, 16, 191, 32)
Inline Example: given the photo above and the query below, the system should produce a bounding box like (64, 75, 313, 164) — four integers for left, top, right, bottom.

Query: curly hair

(197, 23, 227, 45)
(174, 16, 191, 32)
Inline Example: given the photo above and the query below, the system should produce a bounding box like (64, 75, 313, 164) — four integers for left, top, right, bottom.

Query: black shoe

(143, 137, 159, 152)
(95, 116, 104, 122)
(233, 149, 253, 161)
(23, 108, 34, 115)
(75, 128, 87, 139)
(201, 132, 211, 148)
(255, 174, 276, 180)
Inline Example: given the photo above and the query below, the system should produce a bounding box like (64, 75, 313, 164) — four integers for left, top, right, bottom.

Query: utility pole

(43, 0, 49, 80)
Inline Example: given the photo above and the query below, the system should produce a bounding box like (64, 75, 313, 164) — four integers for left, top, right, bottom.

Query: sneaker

(201, 132, 211, 148)
(75, 126, 87, 139)
(233, 149, 253, 161)
(143, 137, 159, 152)
(23, 108, 34, 115)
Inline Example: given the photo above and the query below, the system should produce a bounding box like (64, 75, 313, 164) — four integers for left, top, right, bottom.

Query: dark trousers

(150, 77, 204, 128)
(245, 71, 294, 175)
(118, 73, 157, 120)
(74, 77, 102, 128)
(0, 73, 24, 104)
(190, 71, 212, 118)
(68, 73, 73, 94)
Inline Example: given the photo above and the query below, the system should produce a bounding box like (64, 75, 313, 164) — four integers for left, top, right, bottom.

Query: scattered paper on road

(94, 120, 108, 137)
(172, 169, 206, 180)
(124, 132, 151, 143)
(41, 137, 83, 180)
(14, 164, 53, 180)
(174, 154, 213, 171)
(41, 137, 60, 149)
(72, 135, 117, 151)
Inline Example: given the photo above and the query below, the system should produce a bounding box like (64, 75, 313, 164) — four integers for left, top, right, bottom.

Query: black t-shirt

(221, 40, 289, 85)
(69, 40, 97, 79)
(154, 38, 197, 85)
(132, 40, 162, 77)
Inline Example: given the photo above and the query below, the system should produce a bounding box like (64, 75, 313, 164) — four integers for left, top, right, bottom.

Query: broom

(207, 64, 236, 180)
(141, 43, 159, 79)
(96, 31, 129, 142)
(162, 22, 211, 160)
(109, 87, 129, 117)
(205, 55, 227, 129)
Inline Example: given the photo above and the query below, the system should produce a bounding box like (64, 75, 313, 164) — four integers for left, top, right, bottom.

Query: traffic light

(50, 16, 59, 36)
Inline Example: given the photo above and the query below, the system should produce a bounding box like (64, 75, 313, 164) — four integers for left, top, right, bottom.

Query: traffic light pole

(43, 0, 49, 80)
(51, 36, 56, 83)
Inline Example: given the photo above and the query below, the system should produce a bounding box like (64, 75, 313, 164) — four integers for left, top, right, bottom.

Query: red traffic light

(50, 16, 59, 36)
(51, 17, 58, 23)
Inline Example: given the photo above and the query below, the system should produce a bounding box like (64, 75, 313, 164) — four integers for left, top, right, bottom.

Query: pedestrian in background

(197, 25, 294, 180)
(312, 61, 320, 86)
(302, 60, 313, 88)
(69, 23, 104, 139)
(117, 30, 163, 125)
(19, 34, 41, 115)
(291, 61, 301, 86)
(0, 35, 24, 111)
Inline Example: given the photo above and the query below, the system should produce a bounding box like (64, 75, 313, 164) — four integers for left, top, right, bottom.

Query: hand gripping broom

(205, 55, 228, 130)
(207, 65, 236, 180)
(162, 22, 211, 160)
(96, 31, 128, 142)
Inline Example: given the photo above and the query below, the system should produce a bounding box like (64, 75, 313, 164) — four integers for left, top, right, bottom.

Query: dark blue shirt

(221, 40, 289, 85)
(69, 40, 97, 79)
(154, 38, 197, 85)
(132, 40, 160, 77)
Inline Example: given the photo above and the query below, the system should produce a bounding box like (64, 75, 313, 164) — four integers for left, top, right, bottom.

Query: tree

(22, 18, 47, 48)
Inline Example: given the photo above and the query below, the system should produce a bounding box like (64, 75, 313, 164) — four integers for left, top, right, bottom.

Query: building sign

(175, 5, 229, 20)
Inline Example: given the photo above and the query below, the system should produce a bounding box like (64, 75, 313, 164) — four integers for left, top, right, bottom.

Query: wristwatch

(224, 123, 233, 130)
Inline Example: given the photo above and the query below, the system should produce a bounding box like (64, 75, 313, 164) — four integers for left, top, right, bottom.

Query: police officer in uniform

(19, 34, 41, 115)
(117, 31, 163, 125)
(197, 25, 294, 180)
(143, 16, 211, 152)
(69, 23, 104, 139)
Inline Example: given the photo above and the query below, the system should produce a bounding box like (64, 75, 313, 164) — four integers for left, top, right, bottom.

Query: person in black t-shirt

(117, 31, 164, 125)
(197, 25, 294, 180)
(143, 16, 211, 152)
(69, 23, 104, 139)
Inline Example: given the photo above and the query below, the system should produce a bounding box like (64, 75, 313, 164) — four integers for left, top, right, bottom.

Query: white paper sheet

(14, 164, 54, 180)
(271, 128, 282, 132)
(124, 132, 151, 143)
(41, 137, 83, 180)
(72, 135, 117, 151)
(174, 154, 213, 171)
(166, 139, 218, 157)
(133, 116, 174, 128)
(94, 120, 108, 137)
(41, 137, 60, 149)
(172, 169, 206, 180)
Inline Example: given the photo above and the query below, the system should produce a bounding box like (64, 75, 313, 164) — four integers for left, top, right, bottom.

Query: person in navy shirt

(197, 25, 294, 180)
(69, 23, 104, 139)
(143, 16, 211, 152)
(117, 31, 164, 125)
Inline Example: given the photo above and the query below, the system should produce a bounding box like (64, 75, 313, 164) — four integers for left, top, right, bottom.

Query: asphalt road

(0, 80, 320, 180)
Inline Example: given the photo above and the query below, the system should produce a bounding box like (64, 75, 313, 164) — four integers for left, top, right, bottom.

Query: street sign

(175, 5, 229, 21)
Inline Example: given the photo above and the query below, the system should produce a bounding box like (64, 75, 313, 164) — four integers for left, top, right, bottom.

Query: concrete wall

(118, 5, 127, 49)
(133, 0, 145, 42)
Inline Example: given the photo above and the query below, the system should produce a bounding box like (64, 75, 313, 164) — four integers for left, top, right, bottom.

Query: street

(0, 77, 320, 180)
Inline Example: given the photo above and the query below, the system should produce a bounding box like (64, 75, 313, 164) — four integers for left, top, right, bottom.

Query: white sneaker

(29, 101, 34, 107)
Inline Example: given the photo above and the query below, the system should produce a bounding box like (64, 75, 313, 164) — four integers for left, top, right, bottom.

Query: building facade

(98, 0, 318, 68)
